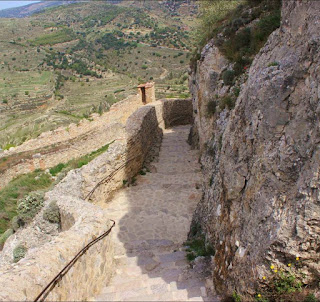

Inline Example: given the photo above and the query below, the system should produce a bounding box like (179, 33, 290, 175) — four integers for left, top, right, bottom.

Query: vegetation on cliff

(190, 0, 320, 300)
(191, 0, 281, 76)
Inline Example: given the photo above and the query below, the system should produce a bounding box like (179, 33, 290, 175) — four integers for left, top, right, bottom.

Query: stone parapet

(0, 98, 193, 301)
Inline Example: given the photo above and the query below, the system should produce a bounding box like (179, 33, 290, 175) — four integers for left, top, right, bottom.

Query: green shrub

(252, 11, 281, 48)
(17, 192, 44, 225)
(268, 61, 279, 67)
(303, 293, 317, 302)
(274, 271, 302, 294)
(186, 253, 196, 262)
(185, 235, 215, 262)
(0, 143, 112, 235)
(74, 142, 112, 168)
(49, 163, 66, 176)
(2, 99, 8, 104)
(3, 143, 15, 150)
(43, 201, 60, 224)
(222, 70, 235, 85)
(219, 95, 236, 110)
(0, 171, 52, 234)
(233, 86, 241, 97)
(197, 0, 240, 50)
(232, 292, 242, 302)
(13, 245, 27, 263)
(77, 159, 89, 168)
(206, 100, 217, 116)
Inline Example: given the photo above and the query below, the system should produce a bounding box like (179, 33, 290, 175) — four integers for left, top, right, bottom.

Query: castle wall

(0, 94, 141, 189)
(0, 98, 192, 301)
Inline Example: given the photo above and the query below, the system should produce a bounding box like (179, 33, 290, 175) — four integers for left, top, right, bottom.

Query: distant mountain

(0, 1, 75, 18)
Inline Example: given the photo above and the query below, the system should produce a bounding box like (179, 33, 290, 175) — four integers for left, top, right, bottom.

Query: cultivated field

(0, 1, 197, 149)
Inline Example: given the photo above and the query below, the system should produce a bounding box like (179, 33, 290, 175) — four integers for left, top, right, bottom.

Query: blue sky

(0, 1, 40, 11)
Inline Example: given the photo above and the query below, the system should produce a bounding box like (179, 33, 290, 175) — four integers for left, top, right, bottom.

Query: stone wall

(0, 94, 141, 189)
(0, 177, 115, 301)
(0, 98, 193, 301)
(85, 105, 163, 205)
(83, 99, 193, 204)
(161, 98, 193, 128)
(189, 1, 320, 298)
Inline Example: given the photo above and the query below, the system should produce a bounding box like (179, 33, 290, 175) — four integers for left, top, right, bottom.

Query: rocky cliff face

(190, 1, 320, 297)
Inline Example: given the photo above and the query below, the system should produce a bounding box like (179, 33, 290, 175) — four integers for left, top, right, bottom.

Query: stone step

(138, 172, 202, 182)
(154, 165, 200, 175)
(96, 281, 209, 301)
(123, 181, 199, 191)
(93, 126, 219, 302)
(140, 173, 202, 184)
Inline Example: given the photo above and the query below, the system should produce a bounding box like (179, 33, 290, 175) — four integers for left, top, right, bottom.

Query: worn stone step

(94, 126, 220, 302)
(140, 173, 202, 184)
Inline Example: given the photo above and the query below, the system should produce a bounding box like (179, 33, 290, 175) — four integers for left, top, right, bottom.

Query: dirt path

(159, 67, 168, 80)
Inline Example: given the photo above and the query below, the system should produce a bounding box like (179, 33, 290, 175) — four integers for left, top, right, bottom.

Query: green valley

(0, 0, 198, 148)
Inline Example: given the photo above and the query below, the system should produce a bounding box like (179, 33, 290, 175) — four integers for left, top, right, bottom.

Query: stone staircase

(93, 125, 220, 302)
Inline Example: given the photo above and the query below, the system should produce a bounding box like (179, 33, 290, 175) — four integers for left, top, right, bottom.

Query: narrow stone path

(94, 125, 219, 301)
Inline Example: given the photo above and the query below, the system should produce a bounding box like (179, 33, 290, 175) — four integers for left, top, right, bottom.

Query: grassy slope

(0, 0, 198, 148)
(0, 141, 112, 235)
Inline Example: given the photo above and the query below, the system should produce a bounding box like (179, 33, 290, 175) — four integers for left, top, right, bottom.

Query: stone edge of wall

(0, 98, 193, 301)
(0, 94, 141, 190)
(160, 98, 193, 128)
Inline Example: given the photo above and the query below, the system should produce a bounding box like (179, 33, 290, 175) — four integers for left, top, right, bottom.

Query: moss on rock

(13, 245, 27, 263)
(0, 228, 13, 250)
(43, 201, 60, 224)
(16, 192, 44, 225)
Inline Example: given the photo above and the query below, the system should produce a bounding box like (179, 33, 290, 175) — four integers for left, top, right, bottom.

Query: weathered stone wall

(189, 1, 320, 297)
(0, 176, 115, 301)
(0, 94, 141, 189)
(161, 98, 193, 128)
(84, 99, 193, 204)
(0, 98, 192, 301)
(86, 105, 163, 205)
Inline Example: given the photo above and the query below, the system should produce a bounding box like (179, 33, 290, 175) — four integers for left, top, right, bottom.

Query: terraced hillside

(0, 0, 198, 148)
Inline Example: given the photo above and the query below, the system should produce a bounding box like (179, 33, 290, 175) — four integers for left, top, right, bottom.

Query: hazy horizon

(0, 1, 40, 11)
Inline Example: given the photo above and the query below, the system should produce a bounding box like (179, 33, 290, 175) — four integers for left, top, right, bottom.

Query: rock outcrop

(190, 1, 320, 297)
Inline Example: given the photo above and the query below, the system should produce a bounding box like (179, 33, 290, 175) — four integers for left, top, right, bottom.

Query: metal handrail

(34, 117, 165, 301)
(34, 219, 115, 302)
(34, 154, 142, 301)
(84, 154, 141, 201)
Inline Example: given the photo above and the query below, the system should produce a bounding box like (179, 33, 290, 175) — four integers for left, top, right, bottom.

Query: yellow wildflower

(296, 257, 300, 261)
(288, 263, 291, 267)
(270, 265, 274, 269)
(274, 269, 278, 273)
(262, 276, 266, 280)
(258, 294, 261, 298)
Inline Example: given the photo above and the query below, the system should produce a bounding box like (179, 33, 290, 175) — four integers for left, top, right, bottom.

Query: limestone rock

(190, 1, 320, 297)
